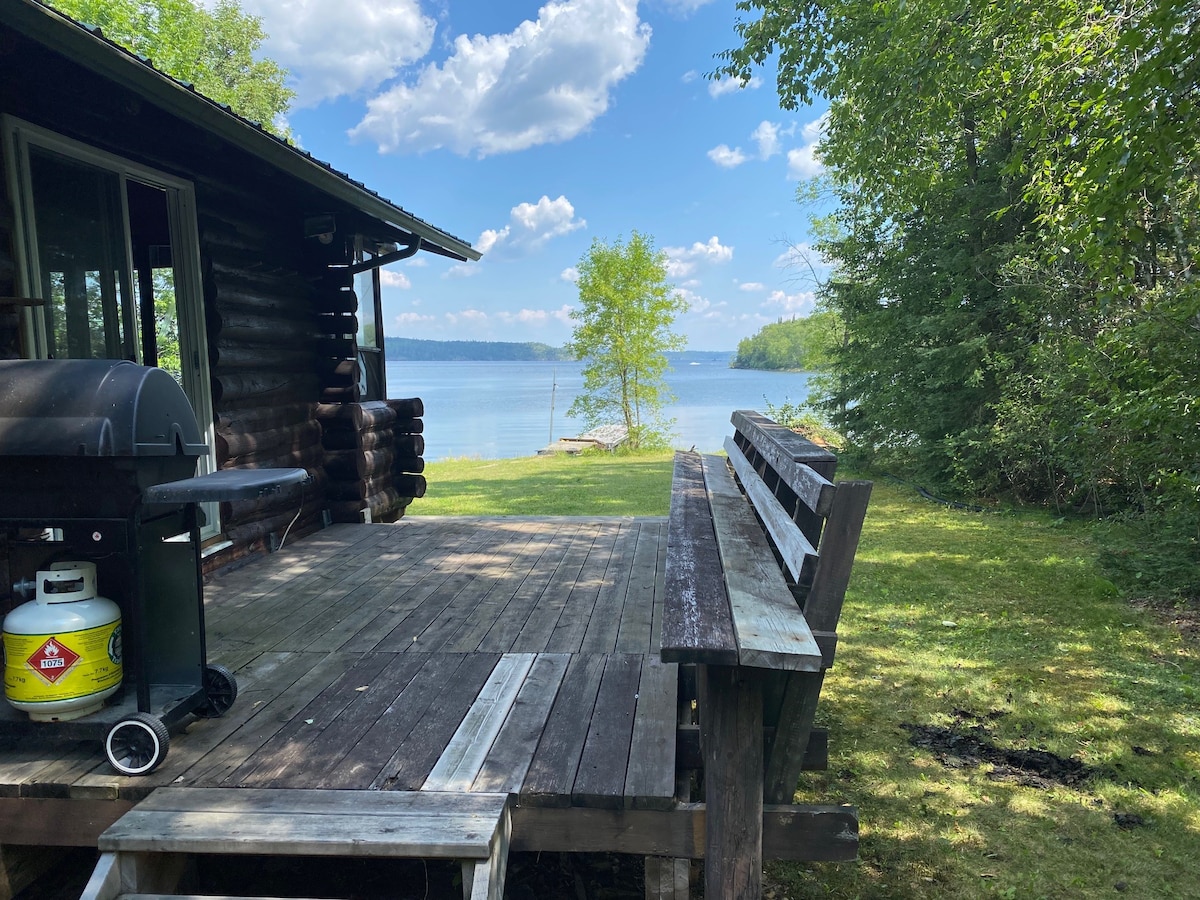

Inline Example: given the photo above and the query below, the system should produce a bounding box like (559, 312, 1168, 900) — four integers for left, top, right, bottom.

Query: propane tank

(3, 562, 123, 721)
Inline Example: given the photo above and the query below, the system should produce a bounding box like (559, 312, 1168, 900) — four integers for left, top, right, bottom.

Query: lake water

(385, 358, 812, 460)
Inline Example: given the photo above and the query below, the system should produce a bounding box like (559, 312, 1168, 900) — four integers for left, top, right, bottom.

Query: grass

(408, 453, 1200, 899)
(411, 449, 675, 517)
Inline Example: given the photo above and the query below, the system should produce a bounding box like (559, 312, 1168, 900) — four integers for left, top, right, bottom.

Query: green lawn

(409, 453, 1200, 899)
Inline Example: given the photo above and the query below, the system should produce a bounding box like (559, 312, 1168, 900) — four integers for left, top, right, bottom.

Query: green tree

(719, 0, 1199, 595)
(733, 311, 841, 371)
(566, 232, 687, 450)
(47, 0, 293, 135)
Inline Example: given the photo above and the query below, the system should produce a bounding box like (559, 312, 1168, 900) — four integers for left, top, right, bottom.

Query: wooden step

(82, 788, 510, 900)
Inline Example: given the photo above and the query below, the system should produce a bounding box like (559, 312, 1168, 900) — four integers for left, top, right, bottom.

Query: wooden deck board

(0, 517, 680, 843)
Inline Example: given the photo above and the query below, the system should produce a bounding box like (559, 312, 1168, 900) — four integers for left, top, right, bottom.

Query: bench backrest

(724, 410, 872, 667)
(661, 410, 872, 806)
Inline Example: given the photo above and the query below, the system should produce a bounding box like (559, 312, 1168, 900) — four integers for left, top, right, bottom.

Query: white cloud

(751, 120, 780, 159)
(786, 114, 827, 179)
(444, 263, 482, 278)
(665, 236, 734, 277)
(560, 266, 580, 283)
(764, 289, 817, 315)
(478, 195, 586, 258)
(707, 144, 748, 168)
(394, 311, 437, 329)
(739, 281, 766, 292)
(351, 0, 650, 156)
(662, 0, 719, 13)
(241, 0, 435, 107)
(773, 242, 829, 273)
(709, 120, 782, 169)
(708, 75, 758, 98)
(496, 305, 574, 326)
(379, 270, 412, 289)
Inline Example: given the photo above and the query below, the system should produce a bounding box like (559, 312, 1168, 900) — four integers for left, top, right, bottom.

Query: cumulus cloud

(707, 144, 748, 168)
(665, 236, 733, 277)
(350, 0, 651, 156)
(787, 114, 827, 179)
(764, 289, 817, 315)
(662, 0, 719, 13)
(751, 120, 781, 159)
(709, 119, 783, 169)
(240, 0, 435, 107)
(560, 266, 580, 283)
(379, 269, 412, 289)
(394, 311, 437, 329)
(739, 281, 766, 292)
(707, 75, 758, 98)
(773, 242, 830, 276)
(478, 195, 586, 258)
(496, 305, 574, 326)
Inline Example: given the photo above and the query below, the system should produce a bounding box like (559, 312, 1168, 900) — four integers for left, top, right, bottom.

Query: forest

(384, 337, 568, 362)
(720, 0, 1198, 599)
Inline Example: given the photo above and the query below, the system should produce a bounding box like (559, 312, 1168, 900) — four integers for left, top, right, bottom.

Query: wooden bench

(662, 410, 872, 898)
(80, 788, 510, 900)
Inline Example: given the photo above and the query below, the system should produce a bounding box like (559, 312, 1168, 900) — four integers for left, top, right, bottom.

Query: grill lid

(0, 359, 208, 458)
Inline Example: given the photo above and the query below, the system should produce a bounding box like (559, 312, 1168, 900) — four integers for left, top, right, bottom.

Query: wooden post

(701, 664, 763, 899)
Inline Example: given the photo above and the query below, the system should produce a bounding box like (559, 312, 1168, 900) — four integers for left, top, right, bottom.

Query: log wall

(0, 25, 440, 568)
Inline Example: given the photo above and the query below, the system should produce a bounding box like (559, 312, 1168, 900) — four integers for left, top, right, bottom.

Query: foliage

(47, 0, 293, 135)
(384, 337, 568, 362)
(717, 0, 1200, 598)
(762, 397, 844, 450)
(412, 451, 675, 517)
(566, 232, 687, 450)
(732, 310, 841, 371)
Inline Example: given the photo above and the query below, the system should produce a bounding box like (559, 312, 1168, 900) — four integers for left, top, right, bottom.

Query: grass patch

(410, 455, 1200, 898)
(411, 450, 675, 517)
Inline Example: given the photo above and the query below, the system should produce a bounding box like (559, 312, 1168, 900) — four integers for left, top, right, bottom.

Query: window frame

(4, 116, 220, 539)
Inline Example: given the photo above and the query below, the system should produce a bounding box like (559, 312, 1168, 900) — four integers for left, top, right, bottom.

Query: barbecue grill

(0, 359, 307, 774)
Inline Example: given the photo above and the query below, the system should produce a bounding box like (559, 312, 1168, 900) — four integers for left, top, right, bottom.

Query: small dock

(538, 424, 629, 455)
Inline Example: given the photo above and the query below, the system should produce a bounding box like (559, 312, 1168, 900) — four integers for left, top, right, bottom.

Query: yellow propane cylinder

(3, 561, 123, 721)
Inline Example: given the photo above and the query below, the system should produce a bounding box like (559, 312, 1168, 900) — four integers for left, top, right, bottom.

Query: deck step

(82, 788, 511, 900)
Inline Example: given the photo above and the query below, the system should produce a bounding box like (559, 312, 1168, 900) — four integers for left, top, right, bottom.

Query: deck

(0, 518, 698, 856)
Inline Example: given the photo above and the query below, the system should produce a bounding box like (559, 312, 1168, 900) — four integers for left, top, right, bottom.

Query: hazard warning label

(26, 638, 81, 684)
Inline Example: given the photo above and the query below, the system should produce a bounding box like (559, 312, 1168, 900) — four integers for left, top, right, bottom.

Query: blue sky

(239, 0, 829, 350)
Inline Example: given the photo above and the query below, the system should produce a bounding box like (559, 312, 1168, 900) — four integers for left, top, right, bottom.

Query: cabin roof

(5, 0, 481, 263)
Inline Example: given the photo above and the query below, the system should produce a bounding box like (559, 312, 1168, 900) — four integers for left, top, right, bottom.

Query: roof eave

(8, 0, 481, 262)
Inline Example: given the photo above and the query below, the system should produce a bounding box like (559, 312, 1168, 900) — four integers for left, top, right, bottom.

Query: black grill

(0, 359, 306, 774)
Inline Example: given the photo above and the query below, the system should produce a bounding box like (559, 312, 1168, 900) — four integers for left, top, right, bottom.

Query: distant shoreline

(385, 337, 734, 364)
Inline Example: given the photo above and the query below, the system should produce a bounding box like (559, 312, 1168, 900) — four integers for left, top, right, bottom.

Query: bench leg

(461, 805, 510, 900)
(80, 850, 186, 900)
(764, 670, 826, 804)
(700, 664, 764, 900)
(644, 856, 690, 899)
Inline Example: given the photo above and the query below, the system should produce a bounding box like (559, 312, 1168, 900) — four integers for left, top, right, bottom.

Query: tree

(566, 232, 687, 450)
(47, 0, 293, 136)
(732, 311, 842, 371)
(718, 0, 1199, 596)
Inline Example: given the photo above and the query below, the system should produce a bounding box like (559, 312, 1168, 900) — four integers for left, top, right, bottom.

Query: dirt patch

(902, 712, 1094, 789)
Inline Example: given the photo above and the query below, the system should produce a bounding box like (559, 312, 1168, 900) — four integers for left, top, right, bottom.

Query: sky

(237, 0, 830, 351)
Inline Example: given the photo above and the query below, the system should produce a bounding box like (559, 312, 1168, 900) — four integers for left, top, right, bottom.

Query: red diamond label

(26, 638, 81, 685)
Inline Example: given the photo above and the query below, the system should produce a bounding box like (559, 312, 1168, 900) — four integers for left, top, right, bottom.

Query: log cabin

(0, 0, 479, 569)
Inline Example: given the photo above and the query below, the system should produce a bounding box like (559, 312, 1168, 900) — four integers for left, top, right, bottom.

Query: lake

(385, 358, 812, 460)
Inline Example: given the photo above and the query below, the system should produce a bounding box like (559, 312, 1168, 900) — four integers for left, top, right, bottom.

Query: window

(5, 118, 219, 537)
(354, 239, 385, 401)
